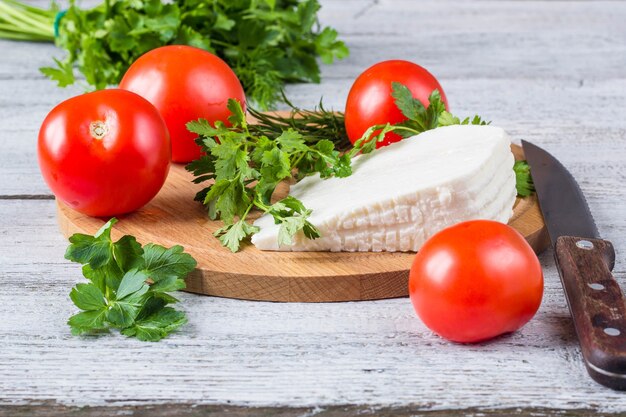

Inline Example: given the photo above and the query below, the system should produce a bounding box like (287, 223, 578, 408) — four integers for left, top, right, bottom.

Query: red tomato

(119, 45, 246, 163)
(38, 89, 171, 217)
(344, 60, 449, 148)
(409, 220, 543, 343)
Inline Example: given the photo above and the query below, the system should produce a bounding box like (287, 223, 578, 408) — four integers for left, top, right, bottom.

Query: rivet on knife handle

(555, 236, 626, 390)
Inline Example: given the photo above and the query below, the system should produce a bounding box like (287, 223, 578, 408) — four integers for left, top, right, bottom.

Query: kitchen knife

(522, 140, 626, 390)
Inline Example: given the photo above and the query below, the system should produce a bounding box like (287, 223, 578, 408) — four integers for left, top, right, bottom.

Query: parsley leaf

(66, 218, 197, 341)
(390, 82, 428, 123)
(215, 220, 260, 253)
(269, 197, 319, 247)
(115, 269, 150, 300)
(65, 218, 117, 269)
(142, 244, 197, 282)
(390, 84, 449, 135)
(69, 283, 106, 311)
(514, 160, 535, 197)
(439, 111, 489, 127)
(68, 310, 108, 336)
(112, 235, 144, 271)
(121, 308, 187, 342)
(39, 58, 75, 88)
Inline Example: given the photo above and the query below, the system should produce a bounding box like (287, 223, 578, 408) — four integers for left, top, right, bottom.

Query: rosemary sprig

(186, 99, 352, 252)
(247, 94, 352, 152)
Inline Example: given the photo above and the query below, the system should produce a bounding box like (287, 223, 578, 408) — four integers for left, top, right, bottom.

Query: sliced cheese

(252, 125, 517, 252)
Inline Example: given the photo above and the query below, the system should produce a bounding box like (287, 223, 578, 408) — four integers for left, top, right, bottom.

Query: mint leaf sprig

(186, 99, 352, 252)
(65, 218, 197, 342)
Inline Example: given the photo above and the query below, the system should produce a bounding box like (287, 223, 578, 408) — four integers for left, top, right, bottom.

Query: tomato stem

(89, 121, 108, 140)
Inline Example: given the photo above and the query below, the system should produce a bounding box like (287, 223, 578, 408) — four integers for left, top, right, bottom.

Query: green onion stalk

(0, 0, 56, 41)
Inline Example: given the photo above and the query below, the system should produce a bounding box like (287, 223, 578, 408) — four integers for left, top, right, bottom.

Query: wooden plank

(0, 199, 626, 411)
(2, 2, 625, 196)
(2, 0, 626, 413)
(0, 404, 620, 417)
(5, 1, 626, 81)
(2, 77, 624, 196)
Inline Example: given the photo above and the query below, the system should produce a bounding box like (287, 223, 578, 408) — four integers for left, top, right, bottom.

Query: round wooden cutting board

(57, 143, 549, 303)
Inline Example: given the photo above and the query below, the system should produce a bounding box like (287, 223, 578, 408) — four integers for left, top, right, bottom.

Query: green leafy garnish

(438, 112, 489, 127)
(65, 218, 197, 341)
(189, 84, 533, 251)
(187, 99, 353, 252)
(0, 0, 348, 109)
(514, 160, 535, 197)
(350, 82, 532, 196)
(354, 82, 488, 143)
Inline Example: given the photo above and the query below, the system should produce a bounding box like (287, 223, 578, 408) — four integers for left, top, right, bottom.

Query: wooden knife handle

(555, 236, 626, 390)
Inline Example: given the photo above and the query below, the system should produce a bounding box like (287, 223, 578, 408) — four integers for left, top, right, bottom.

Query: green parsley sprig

(65, 218, 197, 342)
(0, 0, 348, 109)
(348, 82, 489, 156)
(514, 160, 535, 197)
(186, 99, 352, 252)
(347, 82, 533, 194)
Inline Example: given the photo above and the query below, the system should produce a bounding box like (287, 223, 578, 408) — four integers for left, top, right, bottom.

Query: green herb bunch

(186, 99, 353, 252)
(0, 0, 348, 109)
(188, 83, 534, 252)
(65, 218, 197, 341)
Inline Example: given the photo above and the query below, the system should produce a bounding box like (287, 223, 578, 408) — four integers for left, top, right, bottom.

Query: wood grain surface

(56, 143, 548, 302)
(2, 0, 626, 415)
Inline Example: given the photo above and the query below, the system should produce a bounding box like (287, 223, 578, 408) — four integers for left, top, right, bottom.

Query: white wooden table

(2, 1, 626, 415)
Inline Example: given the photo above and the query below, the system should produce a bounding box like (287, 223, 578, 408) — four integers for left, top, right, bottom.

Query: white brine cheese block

(252, 125, 517, 252)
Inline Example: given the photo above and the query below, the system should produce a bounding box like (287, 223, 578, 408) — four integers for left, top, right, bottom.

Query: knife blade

(522, 140, 626, 390)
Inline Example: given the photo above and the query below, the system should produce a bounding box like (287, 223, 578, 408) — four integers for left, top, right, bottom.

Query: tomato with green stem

(38, 89, 171, 217)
